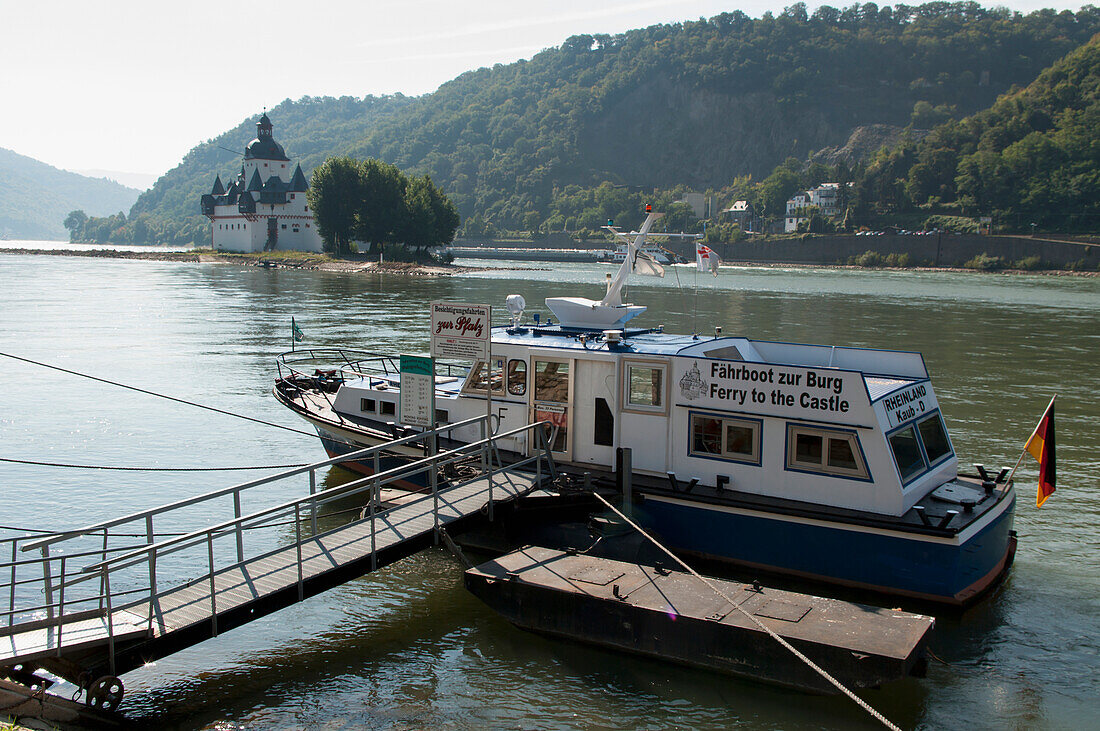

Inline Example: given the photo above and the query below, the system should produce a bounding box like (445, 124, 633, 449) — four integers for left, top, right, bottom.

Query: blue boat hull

(636, 491, 1016, 605)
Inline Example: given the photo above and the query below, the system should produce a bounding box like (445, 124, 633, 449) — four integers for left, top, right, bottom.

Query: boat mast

(601, 211, 663, 307)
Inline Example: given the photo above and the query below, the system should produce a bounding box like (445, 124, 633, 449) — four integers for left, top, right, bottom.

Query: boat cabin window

(360, 398, 376, 413)
(917, 413, 952, 465)
(624, 360, 667, 414)
(465, 359, 505, 396)
(507, 359, 526, 396)
(890, 412, 953, 484)
(786, 425, 868, 479)
(534, 361, 570, 403)
(689, 413, 761, 465)
(380, 401, 396, 417)
(435, 409, 449, 424)
(888, 426, 925, 483)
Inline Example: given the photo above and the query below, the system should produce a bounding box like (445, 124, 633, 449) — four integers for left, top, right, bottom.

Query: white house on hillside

(200, 114, 323, 252)
(784, 183, 843, 232)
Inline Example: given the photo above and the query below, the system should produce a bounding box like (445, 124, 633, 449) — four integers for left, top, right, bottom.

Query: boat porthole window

(380, 401, 396, 416)
(361, 398, 376, 413)
(507, 359, 526, 396)
(787, 424, 868, 479)
(888, 425, 926, 483)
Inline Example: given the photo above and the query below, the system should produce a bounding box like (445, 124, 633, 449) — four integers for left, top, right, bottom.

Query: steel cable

(0, 457, 309, 471)
(591, 492, 903, 731)
(0, 351, 317, 437)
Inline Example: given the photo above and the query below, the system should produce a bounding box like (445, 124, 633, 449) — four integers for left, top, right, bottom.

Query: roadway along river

(0, 250, 1096, 729)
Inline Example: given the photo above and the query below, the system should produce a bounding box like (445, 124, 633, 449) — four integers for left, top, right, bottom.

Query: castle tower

(200, 113, 322, 253)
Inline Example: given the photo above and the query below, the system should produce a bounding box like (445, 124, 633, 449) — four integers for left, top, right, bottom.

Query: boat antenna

(693, 250, 699, 335)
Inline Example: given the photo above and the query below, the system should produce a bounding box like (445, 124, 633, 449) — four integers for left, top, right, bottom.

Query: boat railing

(277, 348, 469, 380)
(275, 348, 470, 424)
(0, 416, 556, 669)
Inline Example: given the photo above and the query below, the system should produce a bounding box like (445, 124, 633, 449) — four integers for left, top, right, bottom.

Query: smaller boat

(596, 224, 694, 265)
(599, 242, 681, 265)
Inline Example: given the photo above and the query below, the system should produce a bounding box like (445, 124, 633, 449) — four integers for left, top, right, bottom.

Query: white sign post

(431, 302, 494, 516)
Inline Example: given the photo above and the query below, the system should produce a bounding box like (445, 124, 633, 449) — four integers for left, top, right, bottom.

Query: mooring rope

(0, 351, 317, 438)
(591, 492, 903, 731)
(0, 505, 369, 540)
(0, 457, 309, 471)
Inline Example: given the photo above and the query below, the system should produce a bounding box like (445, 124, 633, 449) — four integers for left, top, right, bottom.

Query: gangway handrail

(79, 420, 552, 577)
(22, 414, 490, 553)
(0, 420, 554, 683)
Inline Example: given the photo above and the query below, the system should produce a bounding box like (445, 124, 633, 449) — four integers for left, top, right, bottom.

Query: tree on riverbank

(308, 156, 459, 257)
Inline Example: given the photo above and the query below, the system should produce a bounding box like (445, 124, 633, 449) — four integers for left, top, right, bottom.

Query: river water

(0, 249, 1096, 730)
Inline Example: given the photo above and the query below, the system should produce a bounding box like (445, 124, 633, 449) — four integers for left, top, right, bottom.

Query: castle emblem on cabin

(679, 361, 708, 400)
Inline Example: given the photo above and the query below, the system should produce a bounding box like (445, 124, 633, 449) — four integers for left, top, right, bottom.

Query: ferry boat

(273, 212, 1016, 607)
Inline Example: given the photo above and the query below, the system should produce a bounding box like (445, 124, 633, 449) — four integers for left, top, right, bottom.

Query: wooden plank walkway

(0, 468, 539, 673)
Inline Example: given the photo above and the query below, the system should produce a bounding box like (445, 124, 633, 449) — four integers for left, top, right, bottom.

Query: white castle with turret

(201, 113, 323, 252)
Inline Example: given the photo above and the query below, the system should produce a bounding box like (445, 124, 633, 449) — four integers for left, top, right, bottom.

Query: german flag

(1025, 397, 1056, 507)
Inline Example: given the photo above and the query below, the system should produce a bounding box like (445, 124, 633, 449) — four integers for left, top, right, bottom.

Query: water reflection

(1, 254, 1096, 729)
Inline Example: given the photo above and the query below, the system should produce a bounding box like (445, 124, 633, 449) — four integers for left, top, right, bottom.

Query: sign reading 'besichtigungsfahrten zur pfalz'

(430, 302, 490, 362)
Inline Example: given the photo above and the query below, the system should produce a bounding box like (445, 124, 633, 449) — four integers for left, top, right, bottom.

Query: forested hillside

(104, 3, 1100, 242)
(0, 148, 140, 239)
(352, 2, 1100, 228)
(852, 31, 1100, 230)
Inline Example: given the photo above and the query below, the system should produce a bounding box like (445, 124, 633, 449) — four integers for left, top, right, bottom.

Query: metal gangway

(0, 416, 555, 712)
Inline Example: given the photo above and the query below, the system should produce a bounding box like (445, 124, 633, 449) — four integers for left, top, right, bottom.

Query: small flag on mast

(696, 243, 721, 276)
(1024, 397, 1056, 507)
(292, 318, 304, 344)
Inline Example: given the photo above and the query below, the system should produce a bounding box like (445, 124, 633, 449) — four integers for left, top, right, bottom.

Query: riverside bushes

(849, 250, 913, 268)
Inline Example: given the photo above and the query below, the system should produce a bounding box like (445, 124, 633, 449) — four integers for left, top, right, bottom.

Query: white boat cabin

(330, 325, 956, 518)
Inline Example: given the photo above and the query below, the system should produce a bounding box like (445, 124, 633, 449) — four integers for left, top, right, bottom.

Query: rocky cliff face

(809, 124, 930, 167)
(577, 75, 909, 187)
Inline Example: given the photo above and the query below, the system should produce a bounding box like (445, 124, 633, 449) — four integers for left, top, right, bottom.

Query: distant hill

(0, 148, 141, 239)
(70, 169, 158, 191)
(112, 3, 1100, 242)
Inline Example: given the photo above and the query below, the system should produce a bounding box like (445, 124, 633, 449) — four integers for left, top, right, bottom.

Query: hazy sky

(0, 0, 1082, 183)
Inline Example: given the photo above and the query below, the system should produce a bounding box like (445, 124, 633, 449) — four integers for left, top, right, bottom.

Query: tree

(310, 157, 461, 256)
(427, 178, 461, 245)
(63, 210, 87, 241)
(308, 157, 363, 255)
(356, 159, 407, 250)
